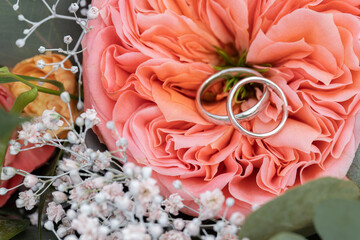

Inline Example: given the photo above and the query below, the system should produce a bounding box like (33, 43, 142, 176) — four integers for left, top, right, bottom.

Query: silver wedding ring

(227, 76, 288, 138)
(195, 67, 288, 138)
(196, 67, 269, 125)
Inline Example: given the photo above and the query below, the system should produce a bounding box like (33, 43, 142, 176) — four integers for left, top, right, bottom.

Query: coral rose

(83, 0, 360, 215)
(0, 85, 54, 206)
(6, 53, 79, 136)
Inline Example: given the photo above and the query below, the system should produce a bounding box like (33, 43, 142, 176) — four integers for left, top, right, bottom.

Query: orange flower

(6, 53, 79, 135)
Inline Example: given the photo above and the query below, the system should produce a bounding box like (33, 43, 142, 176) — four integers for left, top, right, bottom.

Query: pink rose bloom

(0, 86, 54, 206)
(83, 0, 360, 215)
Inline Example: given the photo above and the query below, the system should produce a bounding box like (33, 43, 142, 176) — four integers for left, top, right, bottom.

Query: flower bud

(75, 117, 84, 127)
(17, 15, 25, 21)
(68, 3, 79, 13)
(70, 66, 78, 74)
(173, 218, 185, 230)
(60, 91, 71, 103)
(52, 191, 68, 204)
(172, 180, 182, 189)
(38, 46, 46, 53)
(87, 6, 99, 20)
(1, 167, 17, 180)
(229, 212, 245, 227)
(13, 4, 19, 11)
(0, 188, 8, 196)
(106, 121, 115, 130)
(67, 131, 79, 144)
(15, 39, 25, 48)
(226, 197, 235, 207)
(23, 174, 39, 188)
(64, 35, 73, 45)
(44, 221, 54, 230)
(36, 59, 46, 69)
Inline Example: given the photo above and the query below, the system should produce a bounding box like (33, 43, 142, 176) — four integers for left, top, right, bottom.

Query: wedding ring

(196, 67, 269, 125)
(227, 76, 288, 138)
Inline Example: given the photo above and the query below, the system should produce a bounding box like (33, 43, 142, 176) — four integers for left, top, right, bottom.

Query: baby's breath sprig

(13, 0, 99, 110)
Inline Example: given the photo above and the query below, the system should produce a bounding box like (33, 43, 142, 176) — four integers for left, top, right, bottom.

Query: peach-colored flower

(83, 0, 360, 215)
(0, 85, 54, 206)
(6, 53, 79, 136)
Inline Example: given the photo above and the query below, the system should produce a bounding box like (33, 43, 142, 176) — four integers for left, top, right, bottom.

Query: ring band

(196, 67, 269, 125)
(227, 76, 288, 138)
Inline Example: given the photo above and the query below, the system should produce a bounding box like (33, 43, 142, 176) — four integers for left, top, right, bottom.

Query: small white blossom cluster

(2, 93, 248, 240)
(13, 0, 99, 110)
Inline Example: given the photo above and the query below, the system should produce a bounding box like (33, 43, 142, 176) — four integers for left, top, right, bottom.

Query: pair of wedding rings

(195, 67, 288, 138)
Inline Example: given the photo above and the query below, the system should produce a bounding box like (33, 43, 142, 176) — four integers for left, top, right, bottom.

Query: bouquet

(1, 0, 360, 240)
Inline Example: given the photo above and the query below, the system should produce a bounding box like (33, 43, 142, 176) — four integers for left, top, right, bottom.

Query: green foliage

(269, 232, 307, 240)
(347, 145, 360, 187)
(314, 199, 360, 240)
(238, 178, 360, 240)
(0, 219, 29, 240)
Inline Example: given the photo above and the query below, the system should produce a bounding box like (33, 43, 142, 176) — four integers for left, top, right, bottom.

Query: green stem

(0, 73, 78, 100)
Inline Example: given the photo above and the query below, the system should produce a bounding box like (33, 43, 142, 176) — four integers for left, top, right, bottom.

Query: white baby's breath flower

(162, 193, 184, 215)
(41, 108, 64, 130)
(199, 189, 225, 219)
(18, 190, 37, 210)
(137, 178, 160, 203)
(46, 202, 65, 223)
(18, 122, 40, 144)
(121, 224, 151, 240)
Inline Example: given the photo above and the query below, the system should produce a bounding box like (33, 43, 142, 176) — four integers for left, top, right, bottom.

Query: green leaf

(0, 109, 29, 137)
(314, 199, 360, 240)
(0, 0, 83, 67)
(238, 177, 360, 240)
(10, 87, 38, 113)
(0, 219, 29, 240)
(347, 144, 360, 187)
(269, 232, 307, 240)
(0, 74, 65, 92)
(0, 109, 30, 181)
(0, 88, 37, 181)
